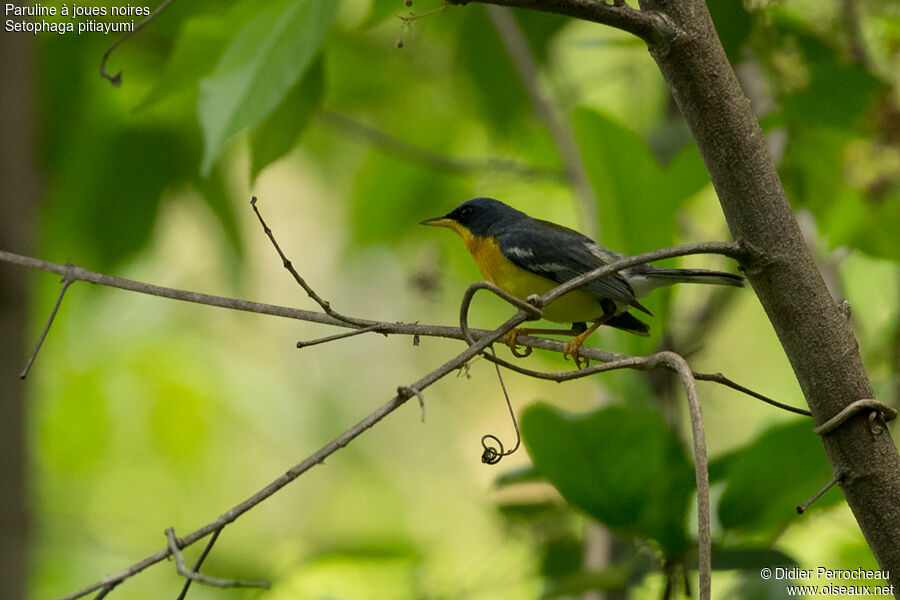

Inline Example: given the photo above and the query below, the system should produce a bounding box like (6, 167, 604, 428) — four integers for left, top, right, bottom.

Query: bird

(421, 197, 744, 368)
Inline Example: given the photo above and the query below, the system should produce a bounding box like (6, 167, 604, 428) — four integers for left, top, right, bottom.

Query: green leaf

(717, 419, 839, 536)
(706, 0, 754, 62)
(250, 58, 325, 179)
(137, 0, 265, 110)
(770, 10, 886, 129)
(542, 567, 629, 598)
(455, 4, 529, 135)
(573, 108, 710, 256)
(513, 9, 570, 64)
(193, 164, 244, 264)
(198, 0, 338, 173)
(362, 0, 406, 27)
(138, 16, 228, 110)
(521, 403, 695, 556)
(541, 536, 584, 578)
(350, 151, 463, 246)
(47, 127, 196, 268)
(781, 125, 900, 262)
(573, 109, 713, 353)
(825, 192, 900, 262)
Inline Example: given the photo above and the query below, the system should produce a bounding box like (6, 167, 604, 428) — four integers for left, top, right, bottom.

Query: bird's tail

(605, 312, 651, 337)
(644, 268, 744, 287)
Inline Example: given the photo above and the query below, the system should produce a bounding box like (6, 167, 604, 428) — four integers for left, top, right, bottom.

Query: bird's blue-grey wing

(497, 224, 649, 314)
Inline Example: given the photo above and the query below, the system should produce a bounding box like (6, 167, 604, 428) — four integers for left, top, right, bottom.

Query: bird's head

(420, 197, 526, 238)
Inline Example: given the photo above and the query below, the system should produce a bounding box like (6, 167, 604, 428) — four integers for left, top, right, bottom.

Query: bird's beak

(420, 216, 454, 229)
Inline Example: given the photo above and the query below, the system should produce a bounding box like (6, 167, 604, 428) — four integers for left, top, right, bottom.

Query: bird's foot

(504, 328, 533, 358)
(563, 338, 590, 369)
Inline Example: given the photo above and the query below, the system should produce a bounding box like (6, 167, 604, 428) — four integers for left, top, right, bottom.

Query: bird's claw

(563, 339, 590, 369)
(504, 329, 533, 358)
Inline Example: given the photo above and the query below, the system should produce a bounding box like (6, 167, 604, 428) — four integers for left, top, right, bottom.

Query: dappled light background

(4, 0, 899, 598)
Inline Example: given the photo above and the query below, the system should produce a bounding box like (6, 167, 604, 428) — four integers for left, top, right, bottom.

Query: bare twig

(296, 323, 386, 349)
(452, 268, 711, 597)
(398, 0, 448, 30)
(446, 0, 677, 47)
(20, 269, 74, 379)
(317, 110, 566, 181)
(457, 276, 808, 416)
(461, 299, 713, 594)
(175, 529, 222, 600)
(480, 345, 522, 464)
(165, 528, 269, 590)
(90, 583, 119, 599)
(0, 246, 803, 418)
(57, 309, 534, 600)
(796, 470, 845, 514)
(251, 197, 368, 327)
(656, 351, 711, 600)
(486, 6, 598, 235)
(839, 0, 873, 69)
(3, 237, 753, 600)
(100, 0, 177, 86)
(398, 385, 427, 422)
(813, 398, 897, 436)
(693, 372, 811, 417)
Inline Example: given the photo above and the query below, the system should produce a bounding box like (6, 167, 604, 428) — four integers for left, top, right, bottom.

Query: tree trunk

(0, 22, 39, 600)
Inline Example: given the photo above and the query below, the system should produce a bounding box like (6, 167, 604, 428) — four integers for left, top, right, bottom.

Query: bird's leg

(504, 326, 585, 358)
(563, 316, 611, 369)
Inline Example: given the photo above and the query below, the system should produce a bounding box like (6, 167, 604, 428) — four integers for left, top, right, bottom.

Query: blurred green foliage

(22, 0, 900, 598)
(522, 403, 695, 556)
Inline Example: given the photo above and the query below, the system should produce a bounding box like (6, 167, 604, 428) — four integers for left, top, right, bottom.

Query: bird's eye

(460, 206, 473, 218)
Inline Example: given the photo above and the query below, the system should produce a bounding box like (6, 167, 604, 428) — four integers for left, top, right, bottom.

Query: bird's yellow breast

(460, 232, 607, 324)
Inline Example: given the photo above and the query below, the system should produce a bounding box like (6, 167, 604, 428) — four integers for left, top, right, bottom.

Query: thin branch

(296, 323, 387, 349)
(4, 238, 752, 600)
(544, 240, 746, 305)
(813, 398, 898, 436)
(456, 287, 712, 596)
(480, 345, 522, 464)
(175, 528, 222, 600)
(20, 270, 74, 379)
(398, 0, 449, 29)
(57, 309, 534, 600)
(0, 249, 358, 327)
(460, 338, 808, 416)
(446, 0, 677, 47)
(839, 0, 873, 69)
(693, 372, 811, 417)
(251, 197, 368, 327)
(451, 267, 711, 598)
(100, 0, 177, 86)
(316, 110, 566, 182)
(90, 583, 119, 600)
(796, 470, 844, 515)
(0, 246, 805, 417)
(165, 528, 269, 590)
(486, 5, 599, 235)
(654, 351, 711, 600)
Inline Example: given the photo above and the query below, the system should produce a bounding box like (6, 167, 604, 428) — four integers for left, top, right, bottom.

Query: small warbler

(421, 197, 743, 367)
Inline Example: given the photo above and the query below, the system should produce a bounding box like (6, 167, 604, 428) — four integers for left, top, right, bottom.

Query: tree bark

(636, 0, 900, 588)
(0, 22, 39, 600)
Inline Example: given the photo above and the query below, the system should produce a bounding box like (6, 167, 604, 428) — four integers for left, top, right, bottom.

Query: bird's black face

(421, 197, 524, 237)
